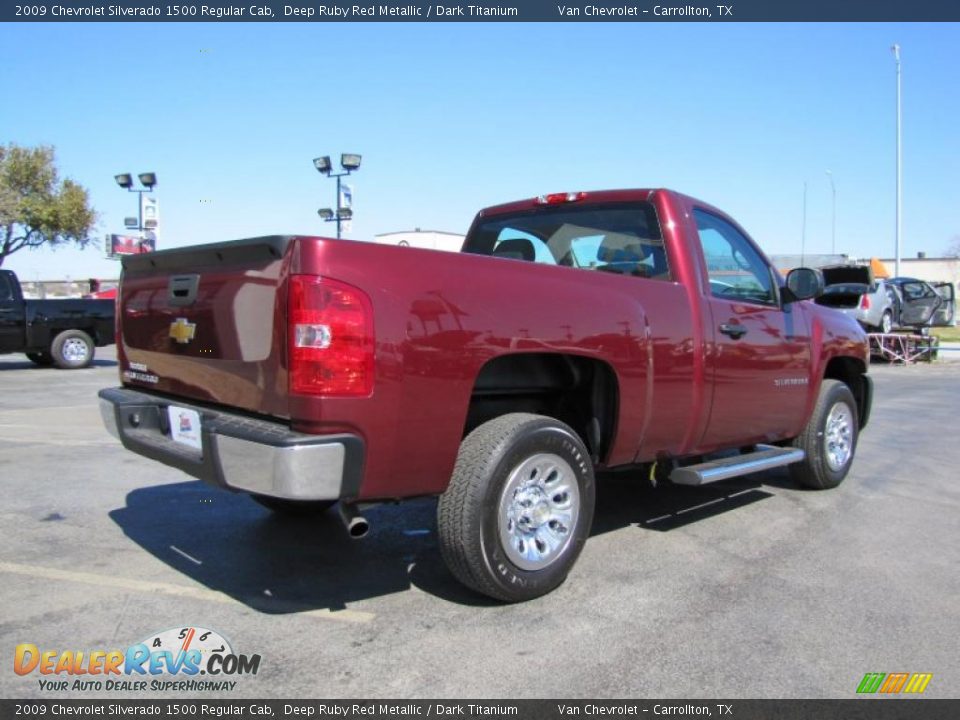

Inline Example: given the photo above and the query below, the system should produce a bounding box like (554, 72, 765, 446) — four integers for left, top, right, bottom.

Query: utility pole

(892, 43, 902, 277)
(801, 181, 807, 267)
(826, 170, 836, 255)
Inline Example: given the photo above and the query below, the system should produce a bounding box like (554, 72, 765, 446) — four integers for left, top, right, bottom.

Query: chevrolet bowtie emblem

(169, 318, 197, 344)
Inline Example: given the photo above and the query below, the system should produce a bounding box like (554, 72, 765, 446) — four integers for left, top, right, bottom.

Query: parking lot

(2, 346, 958, 699)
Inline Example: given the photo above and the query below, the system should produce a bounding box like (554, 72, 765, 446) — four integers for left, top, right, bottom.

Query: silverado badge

(169, 317, 197, 344)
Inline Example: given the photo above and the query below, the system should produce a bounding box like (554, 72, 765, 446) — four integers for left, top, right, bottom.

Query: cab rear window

(464, 203, 670, 281)
(0, 273, 13, 301)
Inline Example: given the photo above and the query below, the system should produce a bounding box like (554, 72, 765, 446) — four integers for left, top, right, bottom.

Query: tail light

(288, 275, 374, 396)
(860, 294, 871, 310)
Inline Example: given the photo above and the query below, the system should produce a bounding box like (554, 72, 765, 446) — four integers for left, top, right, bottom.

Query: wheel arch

(822, 355, 871, 429)
(463, 352, 620, 465)
(29, 324, 102, 352)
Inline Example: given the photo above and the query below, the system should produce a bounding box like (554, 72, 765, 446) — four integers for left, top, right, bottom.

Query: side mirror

(785, 267, 824, 303)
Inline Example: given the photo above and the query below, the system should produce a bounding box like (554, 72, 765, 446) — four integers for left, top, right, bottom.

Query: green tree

(0, 143, 98, 267)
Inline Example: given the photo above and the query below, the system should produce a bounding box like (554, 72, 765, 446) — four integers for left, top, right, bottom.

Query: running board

(669, 444, 805, 486)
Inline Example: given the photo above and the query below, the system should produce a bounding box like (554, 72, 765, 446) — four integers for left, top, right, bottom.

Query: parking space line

(0, 560, 375, 624)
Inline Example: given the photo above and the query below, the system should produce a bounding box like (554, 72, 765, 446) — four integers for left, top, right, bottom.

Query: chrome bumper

(98, 387, 364, 501)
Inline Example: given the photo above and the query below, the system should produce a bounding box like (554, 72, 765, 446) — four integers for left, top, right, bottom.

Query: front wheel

(437, 413, 595, 602)
(790, 380, 859, 490)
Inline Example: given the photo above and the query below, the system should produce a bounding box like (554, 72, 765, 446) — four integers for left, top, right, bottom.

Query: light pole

(892, 43, 902, 277)
(313, 154, 361, 239)
(826, 170, 836, 255)
(114, 172, 157, 253)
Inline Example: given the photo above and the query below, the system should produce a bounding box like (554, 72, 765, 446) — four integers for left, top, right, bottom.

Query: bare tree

(945, 235, 960, 259)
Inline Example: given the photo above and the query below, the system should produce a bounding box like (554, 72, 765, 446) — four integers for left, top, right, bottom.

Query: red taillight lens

(288, 275, 374, 396)
(860, 294, 871, 310)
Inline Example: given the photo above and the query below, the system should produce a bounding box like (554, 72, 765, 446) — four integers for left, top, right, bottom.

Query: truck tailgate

(118, 236, 292, 419)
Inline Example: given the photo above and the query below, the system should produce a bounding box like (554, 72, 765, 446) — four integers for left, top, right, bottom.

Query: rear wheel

(790, 380, 858, 490)
(437, 413, 595, 602)
(50, 329, 95, 369)
(879, 310, 893, 334)
(250, 495, 335, 515)
(26, 351, 54, 366)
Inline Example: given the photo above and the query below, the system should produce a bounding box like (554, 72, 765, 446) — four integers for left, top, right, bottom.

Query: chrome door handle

(719, 323, 747, 339)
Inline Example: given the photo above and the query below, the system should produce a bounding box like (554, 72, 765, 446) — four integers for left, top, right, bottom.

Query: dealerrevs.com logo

(14, 626, 260, 693)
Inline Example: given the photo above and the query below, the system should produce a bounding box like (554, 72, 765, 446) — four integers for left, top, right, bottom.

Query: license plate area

(167, 405, 203, 453)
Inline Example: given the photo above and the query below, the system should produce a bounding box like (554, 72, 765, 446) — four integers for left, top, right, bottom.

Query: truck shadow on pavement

(590, 469, 781, 536)
(0, 358, 117, 370)
(109, 471, 790, 611)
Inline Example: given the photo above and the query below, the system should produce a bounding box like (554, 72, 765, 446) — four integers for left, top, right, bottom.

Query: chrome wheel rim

(62, 338, 89, 364)
(498, 452, 579, 572)
(881, 313, 892, 333)
(824, 403, 853, 471)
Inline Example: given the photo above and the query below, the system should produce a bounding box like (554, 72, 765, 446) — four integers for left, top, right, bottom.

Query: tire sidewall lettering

(479, 424, 593, 595)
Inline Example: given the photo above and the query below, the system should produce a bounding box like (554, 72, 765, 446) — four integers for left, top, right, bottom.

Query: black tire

(249, 495, 336, 515)
(50, 329, 95, 369)
(437, 413, 595, 602)
(790, 379, 858, 490)
(26, 351, 54, 366)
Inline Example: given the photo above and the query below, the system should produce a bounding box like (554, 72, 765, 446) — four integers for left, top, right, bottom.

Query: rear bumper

(98, 387, 364, 501)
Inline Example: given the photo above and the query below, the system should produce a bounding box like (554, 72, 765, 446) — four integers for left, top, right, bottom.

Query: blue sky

(2, 21, 958, 281)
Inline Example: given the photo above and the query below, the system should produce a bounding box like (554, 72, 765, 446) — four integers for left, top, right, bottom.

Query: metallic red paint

(115, 190, 869, 501)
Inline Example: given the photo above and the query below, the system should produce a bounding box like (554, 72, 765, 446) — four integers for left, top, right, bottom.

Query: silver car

(815, 266, 896, 333)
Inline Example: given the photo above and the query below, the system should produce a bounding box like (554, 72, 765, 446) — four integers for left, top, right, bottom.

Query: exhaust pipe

(338, 502, 369, 540)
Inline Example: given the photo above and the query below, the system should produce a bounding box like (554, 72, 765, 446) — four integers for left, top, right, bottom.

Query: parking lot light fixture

(313, 152, 361, 239)
(114, 171, 158, 255)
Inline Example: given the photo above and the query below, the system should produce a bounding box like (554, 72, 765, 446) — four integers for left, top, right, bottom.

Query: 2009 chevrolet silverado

(99, 189, 872, 602)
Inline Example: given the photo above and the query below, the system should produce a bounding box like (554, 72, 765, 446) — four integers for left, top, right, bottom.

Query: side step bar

(669, 444, 805, 486)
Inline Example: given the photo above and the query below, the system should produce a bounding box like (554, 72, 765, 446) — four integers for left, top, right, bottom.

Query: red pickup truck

(99, 189, 872, 602)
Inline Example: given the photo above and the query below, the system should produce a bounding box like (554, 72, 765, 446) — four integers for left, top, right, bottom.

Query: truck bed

(116, 234, 702, 499)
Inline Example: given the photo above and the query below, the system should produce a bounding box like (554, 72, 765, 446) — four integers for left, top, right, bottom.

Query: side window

(694, 209, 776, 306)
(900, 281, 933, 301)
(0, 274, 12, 302)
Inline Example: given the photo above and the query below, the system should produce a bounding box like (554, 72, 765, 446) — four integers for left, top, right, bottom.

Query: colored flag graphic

(857, 672, 932, 694)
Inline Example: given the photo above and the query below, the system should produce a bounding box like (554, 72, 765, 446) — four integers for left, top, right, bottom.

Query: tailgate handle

(168, 275, 200, 307)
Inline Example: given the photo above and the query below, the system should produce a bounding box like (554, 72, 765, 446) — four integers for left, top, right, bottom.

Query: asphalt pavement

(1, 346, 958, 699)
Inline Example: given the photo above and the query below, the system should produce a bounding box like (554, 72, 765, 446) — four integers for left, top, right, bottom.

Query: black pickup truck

(0, 269, 115, 369)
